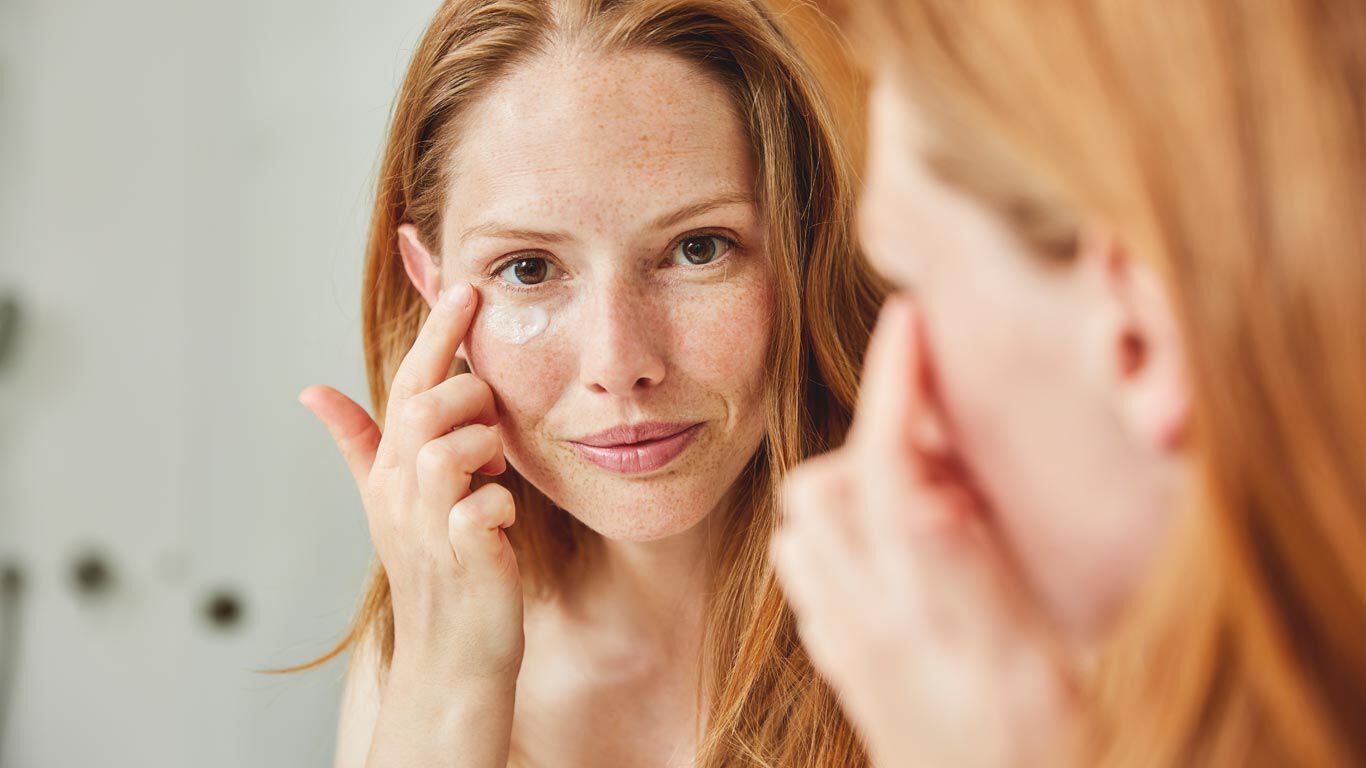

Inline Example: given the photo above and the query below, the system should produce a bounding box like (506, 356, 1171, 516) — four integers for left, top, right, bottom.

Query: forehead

(444, 48, 756, 231)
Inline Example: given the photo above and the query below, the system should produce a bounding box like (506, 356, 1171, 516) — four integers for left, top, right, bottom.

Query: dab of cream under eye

(483, 305, 550, 344)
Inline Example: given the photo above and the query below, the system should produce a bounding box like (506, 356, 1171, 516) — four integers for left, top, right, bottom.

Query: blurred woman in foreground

(774, 2, 1366, 765)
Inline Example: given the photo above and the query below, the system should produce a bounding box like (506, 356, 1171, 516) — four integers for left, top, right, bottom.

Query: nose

(578, 279, 666, 396)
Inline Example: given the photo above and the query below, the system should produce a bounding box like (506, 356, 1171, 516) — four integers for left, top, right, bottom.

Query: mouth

(567, 421, 703, 475)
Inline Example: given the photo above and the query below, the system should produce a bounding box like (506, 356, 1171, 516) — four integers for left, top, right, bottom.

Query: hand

(300, 282, 524, 684)
(771, 296, 1077, 768)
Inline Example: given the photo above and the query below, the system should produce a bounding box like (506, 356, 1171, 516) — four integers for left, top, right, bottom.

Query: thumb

(299, 384, 381, 490)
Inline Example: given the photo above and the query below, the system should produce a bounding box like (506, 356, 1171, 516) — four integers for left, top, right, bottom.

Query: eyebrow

(457, 193, 757, 247)
(457, 222, 574, 246)
(648, 192, 756, 232)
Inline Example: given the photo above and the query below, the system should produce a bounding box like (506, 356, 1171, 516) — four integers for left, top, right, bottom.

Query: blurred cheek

(863, 78, 1161, 636)
(920, 267, 1150, 636)
(858, 172, 918, 289)
(917, 273, 1023, 465)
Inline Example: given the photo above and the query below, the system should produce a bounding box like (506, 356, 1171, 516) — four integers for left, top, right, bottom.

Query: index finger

(389, 282, 477, 402)
(849, 294, 928, 462)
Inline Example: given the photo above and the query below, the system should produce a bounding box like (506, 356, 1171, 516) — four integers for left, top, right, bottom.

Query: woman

(295, 0, 882, 765)
(774, 1, 1366, 766)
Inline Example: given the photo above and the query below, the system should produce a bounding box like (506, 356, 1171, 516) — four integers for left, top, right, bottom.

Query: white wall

(0, 1, 439, 765)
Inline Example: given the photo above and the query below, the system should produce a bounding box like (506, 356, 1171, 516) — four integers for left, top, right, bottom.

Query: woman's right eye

(496, 256, 558, 286)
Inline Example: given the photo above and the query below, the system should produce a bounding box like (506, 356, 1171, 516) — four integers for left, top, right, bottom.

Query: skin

(771, 74, 1192, 766)
(433, 46, 771, 544)
(303, 47, 773, 768)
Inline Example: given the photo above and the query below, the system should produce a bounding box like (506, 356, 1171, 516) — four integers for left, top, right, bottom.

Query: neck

(601, 519, 716, 637)
(562, 498, 731, 658)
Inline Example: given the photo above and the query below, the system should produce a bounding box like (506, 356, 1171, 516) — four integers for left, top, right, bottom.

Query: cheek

(463, 267, 774, 428)
(914, 222, 1052, 450)
(920, 276, 1029, 469)
(859, 176, 921, 289)
(921, 265, 1156, 636)
(915, 262, 1066, 570)
(664, 270, 773, 404)
(464, 313, 571, 428)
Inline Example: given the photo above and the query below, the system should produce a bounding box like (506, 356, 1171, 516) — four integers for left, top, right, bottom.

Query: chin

(560, 483, 722, 542)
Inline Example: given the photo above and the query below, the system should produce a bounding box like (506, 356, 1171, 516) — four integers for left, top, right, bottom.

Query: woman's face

(858, 75, 1186, 639)
(426, 49, 772, 542)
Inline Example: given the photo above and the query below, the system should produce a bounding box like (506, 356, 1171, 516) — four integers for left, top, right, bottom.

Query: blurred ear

(1080, 227, 1190, 453)
(398, 223, 441, 309)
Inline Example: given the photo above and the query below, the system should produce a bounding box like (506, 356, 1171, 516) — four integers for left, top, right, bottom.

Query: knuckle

(465, 423, 500, 451)
(403, 393, 442, 428)
(485, 483, 516, 522)
(415, 439, 457, 477)
(459, 483, 515, 528)
(447, 502, 474, 538)
(487, 482, 515, 506)
(446, 426, 494, 467)
(390, 367, 423, 398)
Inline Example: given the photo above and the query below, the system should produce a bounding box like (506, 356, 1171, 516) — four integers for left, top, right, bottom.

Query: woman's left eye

(669, 235, 733, 266)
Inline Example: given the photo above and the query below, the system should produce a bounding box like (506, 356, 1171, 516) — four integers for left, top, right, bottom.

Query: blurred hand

(299, 282, 523, 686)
(772, 296, 1077, 768)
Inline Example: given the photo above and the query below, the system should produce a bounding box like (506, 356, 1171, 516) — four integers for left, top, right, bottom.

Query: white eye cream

(483, 304, 550, 345)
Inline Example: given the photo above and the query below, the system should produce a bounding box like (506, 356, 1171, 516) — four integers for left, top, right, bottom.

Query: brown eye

(498, 256, 555, 286)
(671, 235, 731, 266)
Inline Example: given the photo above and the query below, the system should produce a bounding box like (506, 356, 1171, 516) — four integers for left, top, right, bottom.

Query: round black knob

(1, 562, 21, 595)
(0, 292, 20, 371)
(203, 590, 245, 630)
(71, 552, 113, 596)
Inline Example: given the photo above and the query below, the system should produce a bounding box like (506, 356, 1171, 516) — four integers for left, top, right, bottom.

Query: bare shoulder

(334, 637, 384, 768)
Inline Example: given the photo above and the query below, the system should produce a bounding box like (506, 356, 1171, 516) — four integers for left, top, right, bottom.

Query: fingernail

(441, 282, 471, 308)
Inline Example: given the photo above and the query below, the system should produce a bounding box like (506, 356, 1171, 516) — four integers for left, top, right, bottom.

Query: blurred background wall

(0, 1, 443, 765)
(0, 1, 860, 766)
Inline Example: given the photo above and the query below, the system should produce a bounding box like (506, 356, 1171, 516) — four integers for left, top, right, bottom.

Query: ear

(397, 222, 473, 369)
(1079, 227, 1190, 452)
(398, 223, 441, 309)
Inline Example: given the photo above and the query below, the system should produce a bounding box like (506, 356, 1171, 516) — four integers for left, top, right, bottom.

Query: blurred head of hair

(845, 1, 1366, 764)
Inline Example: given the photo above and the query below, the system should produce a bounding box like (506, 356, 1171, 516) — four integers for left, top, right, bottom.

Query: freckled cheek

(664, 279, 772, 397)
(464, 321, 573, 427)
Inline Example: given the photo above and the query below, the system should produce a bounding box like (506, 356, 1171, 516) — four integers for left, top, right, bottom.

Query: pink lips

(568, 421, 703, 475)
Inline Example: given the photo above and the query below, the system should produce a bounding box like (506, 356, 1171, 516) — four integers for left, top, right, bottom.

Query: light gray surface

(0, 2, 438, 765)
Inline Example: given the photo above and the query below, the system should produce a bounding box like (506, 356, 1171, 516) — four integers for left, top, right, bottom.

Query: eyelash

(665, 231, 740, 270)
(485, 229, 742, 293)
(486, 253, 563, 295)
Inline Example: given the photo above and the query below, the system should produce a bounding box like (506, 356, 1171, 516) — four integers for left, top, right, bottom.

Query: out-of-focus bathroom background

(0, 1, 442, 765)
(0, 1, 859, 765)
